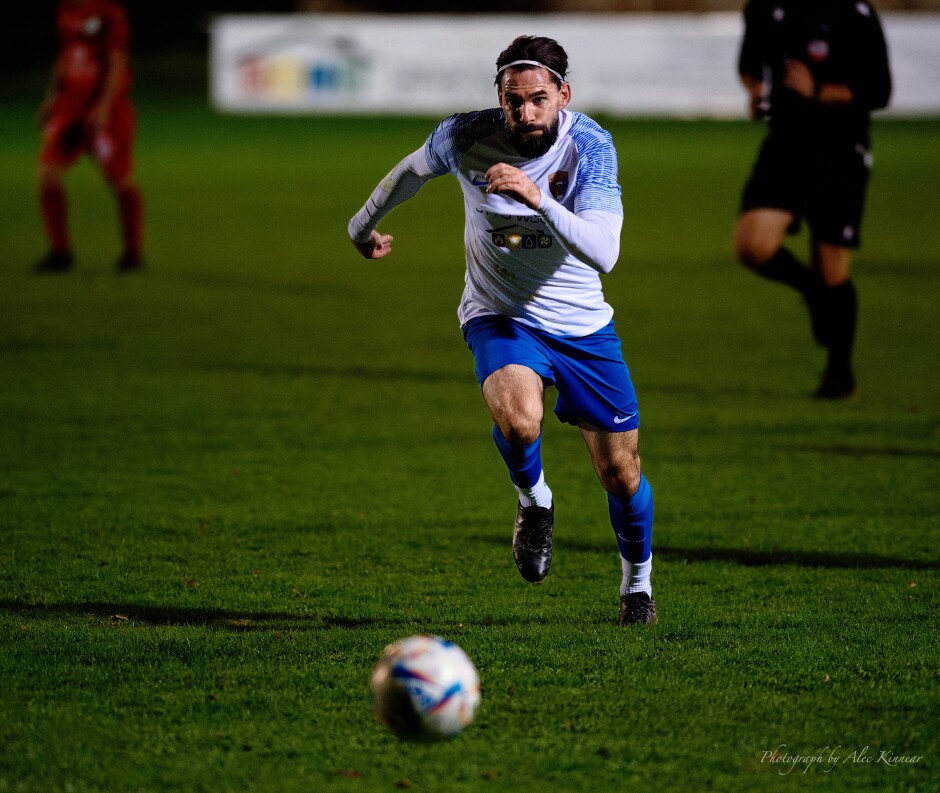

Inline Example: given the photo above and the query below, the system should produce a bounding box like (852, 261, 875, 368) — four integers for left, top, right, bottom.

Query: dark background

(6, 0, 938, 70)
(4, 0, 936, 106)
(4, 2, 293, 70)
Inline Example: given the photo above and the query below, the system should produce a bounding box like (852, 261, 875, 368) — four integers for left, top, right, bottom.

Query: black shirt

(738, 0, 892, 143)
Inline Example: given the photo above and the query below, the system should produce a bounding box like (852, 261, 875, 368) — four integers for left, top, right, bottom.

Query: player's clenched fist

(484, 163, 542, 210)
(352, 230, 394, 259)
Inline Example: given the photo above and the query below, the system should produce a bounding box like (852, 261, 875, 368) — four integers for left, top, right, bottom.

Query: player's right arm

(37, 58, 62, 126)
(351, 230, 394, 260)
(740, 72, 766, 119)
(737, 0, 771, 118)
(348, 148, 436, 259)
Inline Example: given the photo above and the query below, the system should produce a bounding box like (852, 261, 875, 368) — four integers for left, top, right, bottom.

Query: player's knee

(815, 247, 852, 287)
(734, 242, 777, 270)
(500, 412, 542, 447)
(106, 173, 132, 192)
(734, 231, 769, 269)
(597, 458, 641, 500)
(734, 233, 775, 269)
(39, 165, 64, 189)
(485, 372, 543, 445)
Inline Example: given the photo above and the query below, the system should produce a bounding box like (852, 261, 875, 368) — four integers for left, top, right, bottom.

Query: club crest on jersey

(807, 39, 830, 63)
(548, 171, 569, 199)
(84, 17, 102, 36)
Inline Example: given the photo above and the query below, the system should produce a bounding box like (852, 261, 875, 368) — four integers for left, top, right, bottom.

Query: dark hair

(495, 36, 569, 87)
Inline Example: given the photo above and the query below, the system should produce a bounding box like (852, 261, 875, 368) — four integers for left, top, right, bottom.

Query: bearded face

(498, 66, 570, 159)
(506, 116, 561, 158)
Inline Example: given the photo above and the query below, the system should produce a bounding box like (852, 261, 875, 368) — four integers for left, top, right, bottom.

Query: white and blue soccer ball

(369, 635, 481, 741)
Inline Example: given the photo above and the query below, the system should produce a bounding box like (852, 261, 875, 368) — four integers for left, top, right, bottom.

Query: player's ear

(558, 82, 571, 109)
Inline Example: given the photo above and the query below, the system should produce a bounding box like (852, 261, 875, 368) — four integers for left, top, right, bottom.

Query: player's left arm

(485, 162, 621, 273)
(38, 59, 63, 126)
(537, 198, 621, 274)
(90, 49, 129, 127)
(845, 3, 892, 111)
(88, 6, 132, 127)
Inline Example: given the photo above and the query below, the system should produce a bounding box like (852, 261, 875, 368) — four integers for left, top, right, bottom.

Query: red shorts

(39, 93, 136, 183)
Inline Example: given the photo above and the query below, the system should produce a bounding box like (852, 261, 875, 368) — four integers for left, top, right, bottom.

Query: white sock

(515, 471, 553, 509)
(621, 553, 653, 597)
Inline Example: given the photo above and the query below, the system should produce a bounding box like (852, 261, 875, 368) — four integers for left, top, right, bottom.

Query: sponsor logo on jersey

(488, 223, 552, 250)
(548, 171, 569, 199)
(469, 171, 489, 188)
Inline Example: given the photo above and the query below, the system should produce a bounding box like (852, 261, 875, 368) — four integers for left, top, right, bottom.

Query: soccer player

(348, 36, 656, 626)
(733, 0, 891, 399)
(34, 0, 144, 274)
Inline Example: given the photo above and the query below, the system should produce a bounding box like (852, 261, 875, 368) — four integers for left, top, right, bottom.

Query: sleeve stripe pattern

(425, 109, 505, 175)
(569, 113, 623, 217)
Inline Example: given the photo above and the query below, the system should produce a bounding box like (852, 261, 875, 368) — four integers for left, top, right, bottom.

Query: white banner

(209, 13, 940, 117)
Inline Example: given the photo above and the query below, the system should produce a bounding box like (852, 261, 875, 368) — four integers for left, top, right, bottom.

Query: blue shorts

(462, 315, 640, 432)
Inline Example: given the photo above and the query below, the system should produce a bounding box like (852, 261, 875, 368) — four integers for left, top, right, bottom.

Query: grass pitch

(1, 87, 938, 792)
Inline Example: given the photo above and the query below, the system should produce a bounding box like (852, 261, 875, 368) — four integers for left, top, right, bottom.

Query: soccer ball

(369, 635, 481, 741)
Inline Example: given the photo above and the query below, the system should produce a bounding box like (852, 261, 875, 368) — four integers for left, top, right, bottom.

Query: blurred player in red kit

(34, 0, 144, 273)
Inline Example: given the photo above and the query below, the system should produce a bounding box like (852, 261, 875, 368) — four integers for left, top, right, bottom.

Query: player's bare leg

(735, 209, 830, 360)
(734, 208, 791, 269)
(483, 364, 554, 583)
(483, 364, 544, 446)
(580, 424, 656, 625)
(578, 424, 641, 498)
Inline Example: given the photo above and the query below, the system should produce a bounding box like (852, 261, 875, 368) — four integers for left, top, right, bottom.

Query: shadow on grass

(658, 545, 939, 570)
(466, 532, 939, 572)
(0, 599, 572, 631)
(560, 542, 940, 570)
(0, 600, 400, 631)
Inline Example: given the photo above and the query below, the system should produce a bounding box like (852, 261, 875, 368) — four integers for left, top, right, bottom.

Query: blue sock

(608, 474, 653, 564)
(492, 426, 543, 489)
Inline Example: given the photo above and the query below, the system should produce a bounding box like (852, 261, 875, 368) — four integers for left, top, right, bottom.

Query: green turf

(1, 90, 938, 792)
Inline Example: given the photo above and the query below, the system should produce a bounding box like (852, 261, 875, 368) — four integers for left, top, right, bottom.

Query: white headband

(496, 59, 566, 84)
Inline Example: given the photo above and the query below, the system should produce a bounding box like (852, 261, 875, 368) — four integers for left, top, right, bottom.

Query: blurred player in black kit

(733, 0, 892, 399)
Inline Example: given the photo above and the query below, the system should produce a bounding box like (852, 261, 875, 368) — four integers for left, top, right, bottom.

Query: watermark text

(759, 744, 923, 775)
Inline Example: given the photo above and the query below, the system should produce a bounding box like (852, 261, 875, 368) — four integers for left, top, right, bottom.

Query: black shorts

(740, 131, 872, 248)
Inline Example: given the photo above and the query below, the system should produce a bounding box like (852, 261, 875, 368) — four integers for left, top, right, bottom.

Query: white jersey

(425, 108, 622, 337)
(348, 108, 624, 338)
